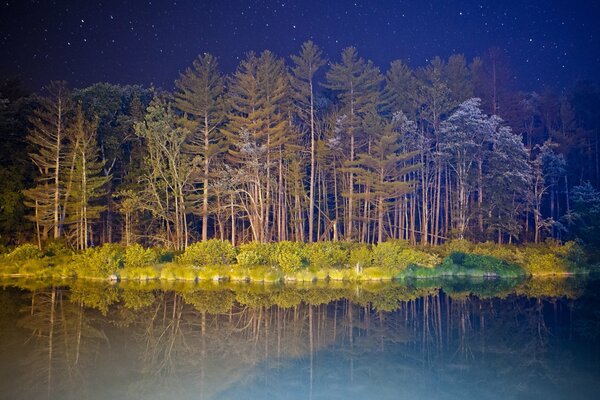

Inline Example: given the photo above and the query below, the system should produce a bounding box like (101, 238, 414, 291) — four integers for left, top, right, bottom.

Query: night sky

(1, 0, 599, 92)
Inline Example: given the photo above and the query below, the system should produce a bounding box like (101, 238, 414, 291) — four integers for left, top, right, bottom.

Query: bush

(275, 241, 308, 273)
(372, 240, 439, 271)
(125, 244, 160, 268)
(178, 239, 237, 266)
(524, 253, 567, 275)
(440, 252, 524, 278)
(348, 244, 372, 270)
(6, 244, 43, 262)
(236, 242, 277, 267)
(43, 239, 71, 257)
(74, 244, 125, 278)
(437, 239, 475, 258)
(306, 242, 349, 270)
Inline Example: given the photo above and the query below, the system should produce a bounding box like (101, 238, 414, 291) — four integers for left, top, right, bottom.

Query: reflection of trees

(16, 286, 109, 400)
(1, 278, 597, 399)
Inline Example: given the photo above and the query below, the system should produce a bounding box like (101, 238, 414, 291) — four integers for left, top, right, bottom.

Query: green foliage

(125, 244, 160, 268)
(306, 242, 350, 270)
(6, 243, 42, 262)
(435, 239, 475, 258)
(43, 239, 71, 257)
(177, 239, 237, 266)
(524, 253, 565, 275)
(397, 264, 440, 279)
(348, 244, 373, 270)
(275, 241, 308, 273)
(372, 240, 439, 270)
(74, 243, 125, 278)
(236, 242, 277, 267)
(439, 252, 524, 278)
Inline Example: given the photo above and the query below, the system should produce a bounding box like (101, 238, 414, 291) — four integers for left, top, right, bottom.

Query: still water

(0, 278, 599, 400)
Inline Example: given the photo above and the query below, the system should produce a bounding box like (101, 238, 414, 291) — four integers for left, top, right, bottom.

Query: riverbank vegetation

(0, 239, 590, 282)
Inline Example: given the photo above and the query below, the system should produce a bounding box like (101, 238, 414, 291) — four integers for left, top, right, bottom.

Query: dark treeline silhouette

(1, 43, 600, 250)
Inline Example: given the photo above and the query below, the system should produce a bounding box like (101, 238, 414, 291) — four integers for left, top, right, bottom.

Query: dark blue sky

(1, 0, 598, 91)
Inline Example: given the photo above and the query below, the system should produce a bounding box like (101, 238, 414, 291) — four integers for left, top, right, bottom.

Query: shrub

(348, 244, 372, 270)
(6, 244, 42, 262)
(275, 241, 308, 273)
(178, 239, 237, 266)
(74, 244, 125, 278)
(306, 242, 349, 270)
(125, 244, 160, 268)
(524, 253, 567, 275)
(17, 258, 48, 275)
(372, 240, 439, 271)
(437, 239, 474, 258)
(440, 252, 524, 277)
(43, 239, 71, 257)
(236, 242, 277, 267)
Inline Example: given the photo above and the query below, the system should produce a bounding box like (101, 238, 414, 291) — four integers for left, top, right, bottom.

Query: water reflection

(0, 278, 598, 400)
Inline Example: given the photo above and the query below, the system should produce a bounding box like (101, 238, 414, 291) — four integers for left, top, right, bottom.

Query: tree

(440, 98, 493, 239)
(349, 113, 419, 243)
(290, 41, 326, 242)
(569, 182, 600, 249)
(175, 53, 227, 242)
(324, 47, 383, 240)
(63, 106, 111, 249)
(0, 81, 33, 244)
(23, 81, 71, 243)
(484, 119, 531, 243)
(135, 97, 193, 250)
(225, 51, 290, 242)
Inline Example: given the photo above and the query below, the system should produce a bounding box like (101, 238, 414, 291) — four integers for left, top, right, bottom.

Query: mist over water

(1, 278, 599, 400)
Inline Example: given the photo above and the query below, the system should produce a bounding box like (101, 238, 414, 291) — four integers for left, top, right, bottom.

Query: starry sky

(1, 0, 599, 92)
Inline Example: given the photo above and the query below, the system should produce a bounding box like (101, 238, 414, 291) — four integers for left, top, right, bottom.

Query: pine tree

(64, 106, 111, 249)
(225, 51, 290, 242)
(349, 114, 419, 243)
(23, 81, 71, 243)
(324, 47, 383, 240)
(175, 53, 227, 241)
(291, 41, 326, 242)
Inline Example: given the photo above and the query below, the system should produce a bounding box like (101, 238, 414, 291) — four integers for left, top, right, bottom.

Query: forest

(1, 41, 600, 254)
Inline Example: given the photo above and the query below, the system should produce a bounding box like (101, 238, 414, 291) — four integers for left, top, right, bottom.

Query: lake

(0, 277, 599, 399)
